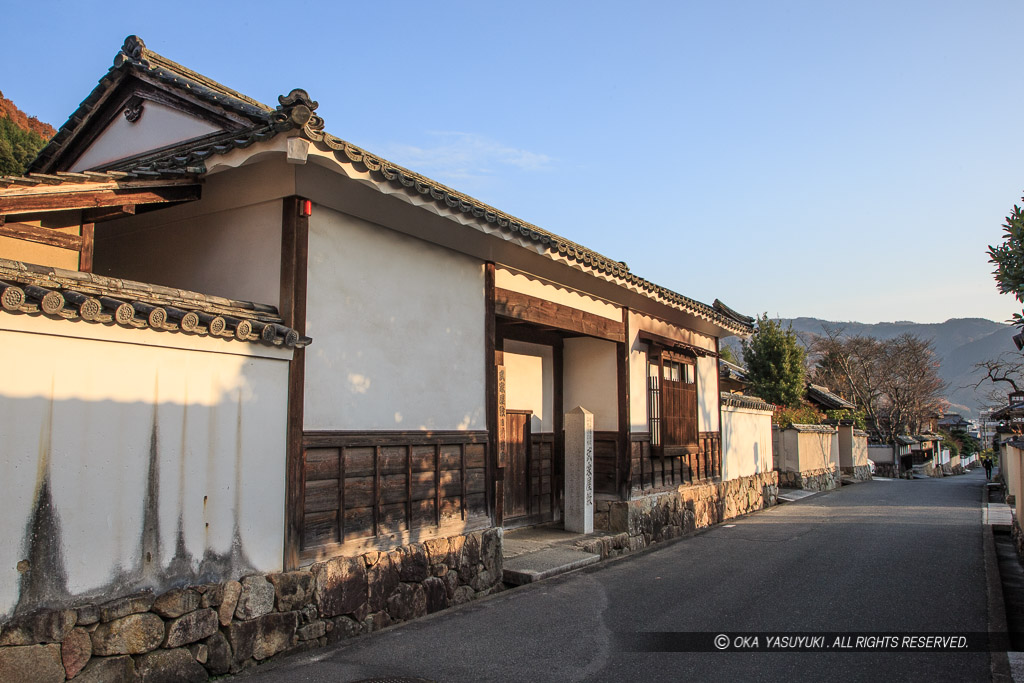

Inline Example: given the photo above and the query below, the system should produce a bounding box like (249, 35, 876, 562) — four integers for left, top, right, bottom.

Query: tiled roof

(720, 392, 774, 411)
(895, 435, 917, 446)
(0, 258, 308, 348)
(29, 36, 271, 175)
(785, 423, 837, 434)
(31, 36, 755, 337)
(806, 383, 856, 411)
(0, 169, 199, 190)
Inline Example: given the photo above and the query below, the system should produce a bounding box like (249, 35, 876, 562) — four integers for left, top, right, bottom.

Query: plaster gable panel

(495, 267, 621, 321)
(70, 101, 221, 172)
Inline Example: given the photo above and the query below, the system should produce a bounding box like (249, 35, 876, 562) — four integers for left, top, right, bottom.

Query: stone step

(501, 547, 601, 586)
(777, 488, 818, 502)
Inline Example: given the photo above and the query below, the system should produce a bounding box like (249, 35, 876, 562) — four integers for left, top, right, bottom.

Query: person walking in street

(984, 457, 993, 481)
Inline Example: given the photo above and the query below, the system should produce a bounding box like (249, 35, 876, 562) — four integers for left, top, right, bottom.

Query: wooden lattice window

(647, 350, 698, 455)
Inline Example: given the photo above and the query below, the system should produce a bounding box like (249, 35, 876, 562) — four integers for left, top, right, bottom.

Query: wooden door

(503, 410, 532, 524)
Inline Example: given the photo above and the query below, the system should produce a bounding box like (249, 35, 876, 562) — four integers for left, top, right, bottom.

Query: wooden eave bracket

(0, 182, 201, 215)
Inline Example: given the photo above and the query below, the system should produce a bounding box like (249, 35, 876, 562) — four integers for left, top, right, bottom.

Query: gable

(70, 99, 220, 172)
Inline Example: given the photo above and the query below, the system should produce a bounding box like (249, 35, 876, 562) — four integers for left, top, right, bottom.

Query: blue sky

(4, 0, 1022, 325)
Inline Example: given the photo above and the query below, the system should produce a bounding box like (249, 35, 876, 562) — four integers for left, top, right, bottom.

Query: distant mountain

(723, 317, 1016, 418)
(0, 90, 55, 176)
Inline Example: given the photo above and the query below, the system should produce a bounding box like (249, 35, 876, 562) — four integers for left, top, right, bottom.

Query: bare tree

(971, 352, 1024, 410)
(809, 329, 946, 442)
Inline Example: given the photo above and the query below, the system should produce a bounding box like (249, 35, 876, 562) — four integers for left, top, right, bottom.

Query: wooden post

(617, 307, 631, 500)
(485, 262, 497, 523)
(79, 223, 94, 273)
(281, 196, 309, 571)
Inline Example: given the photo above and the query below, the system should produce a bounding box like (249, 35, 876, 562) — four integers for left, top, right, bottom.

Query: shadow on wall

(1, 359, 289, 623)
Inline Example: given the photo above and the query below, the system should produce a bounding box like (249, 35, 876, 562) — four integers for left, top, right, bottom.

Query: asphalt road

(244, 471, 991, 683)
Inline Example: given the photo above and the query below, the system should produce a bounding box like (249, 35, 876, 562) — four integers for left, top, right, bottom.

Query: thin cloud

(376, 131, 553, 181)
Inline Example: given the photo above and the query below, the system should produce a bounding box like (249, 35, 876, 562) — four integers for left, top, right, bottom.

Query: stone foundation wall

(874, 463, 898, 478)
(841, 465, 873, 482)
(777, 467, 840, 492)
(0, 529, 502, 682)
(578, 472, 778, 559)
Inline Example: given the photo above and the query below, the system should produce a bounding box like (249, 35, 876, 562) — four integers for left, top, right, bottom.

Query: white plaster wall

(628, 322, 649, 433)
(697, 356, 719, 433)
(563, 337, 618, 431)
(71, 101, 220, 172)
(503, 340, 553, 433)
(721, 405, 773, 480)
(1006, 444, 1021, 503)
(0, 314, 291, 620)
(868, 444, 895, 464)
(304, 207, 485, 431)
(95, 199, 282, 306)
(629, 311, 717, 353)
(495, 267, 621, 321)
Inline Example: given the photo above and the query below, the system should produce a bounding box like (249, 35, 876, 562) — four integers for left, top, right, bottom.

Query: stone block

(481, 528, 502, 576)
(218, 581, 241, 626)
(367, 553, 400, 612)
(442, 568, 459, 598)
(423, 576, 449, 614)
(199, 583, 223, 609)
(76, 604, 100, 627)
(312, 555, 368, 618)
(99, 592, 155, 623)
(452, 585, 475, 605)
(0, 608, 77, 645)
(326, 616, 361, 644)
(91, 613, 165, 656)
(458, 533, 481, 583)
(201, 632, 230, 676)
(135, 648, 207, 682)
(235, 575, 275, 620)
(296, 621, 326, 641)
(397, 544, 428, 582)
(268, 571, 314, 612)
(362, 611, 392, 633)
(186, 642, 208, 665)
(386, 583, 427, 622)
(0, 643, 64, 683)
(74, 655, 138, 683)
(164, 608, 218, 648)
(224, 611, 298, 667)
(152, 588, 200, 619)
(62, 626, 92, 679)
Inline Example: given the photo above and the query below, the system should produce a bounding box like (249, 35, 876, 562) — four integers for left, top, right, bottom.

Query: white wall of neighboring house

(0, 314, 292, 621)
(70, 101, 221, 172)
(868, 444, 895, 464)
(774, 426, 839, 472)
(697, 356, 719, 433)
(304, 206, 486, 431)
(721, 404, 773, 480)
(503, 340, 554, 433)
(563, 337, 618, 431)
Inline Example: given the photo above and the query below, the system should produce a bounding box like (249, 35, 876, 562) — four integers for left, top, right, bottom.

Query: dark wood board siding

(594, 431, 619, 494)
(299, 431, 488, 562)
(530, 433, 556, 519)
(630, 431, 721, 492)
(485, 262, 496, 522)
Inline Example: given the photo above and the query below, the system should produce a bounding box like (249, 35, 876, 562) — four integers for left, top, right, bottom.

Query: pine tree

(740, 314, 806, 407)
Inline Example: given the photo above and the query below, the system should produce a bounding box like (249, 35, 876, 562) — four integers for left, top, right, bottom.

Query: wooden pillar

(281, 196, 309, 571)
(553, 337, 564, 519)
(79, 223, 94, 273)
(616, 307, 631, 500)
(485, 262, 497, 524)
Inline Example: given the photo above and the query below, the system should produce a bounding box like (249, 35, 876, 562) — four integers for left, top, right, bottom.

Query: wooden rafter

(0, 181, 201, 216)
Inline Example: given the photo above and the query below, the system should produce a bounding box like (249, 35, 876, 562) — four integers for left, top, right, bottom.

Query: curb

(985, 484, 1013, 682)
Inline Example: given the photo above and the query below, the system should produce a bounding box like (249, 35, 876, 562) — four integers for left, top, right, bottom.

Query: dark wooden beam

(281, 196, 310, 571)
(495, 287, 625, 343)
(553, 337, 564, 519)
(82, 204, 136, 223)
(485, 262, 497, 524)
(637, 329, 716, 358)
(1, 184, 201, 215)
(0, 222, 85, 250)
(617, 307, 631, 500)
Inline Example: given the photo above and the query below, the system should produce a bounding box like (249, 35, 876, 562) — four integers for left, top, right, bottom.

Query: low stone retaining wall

(0, 529, 502, 682)
(874, 463, 898, 478)
(578, 472, 778, 558)
(777, 466, 840, 492)
(841, 465, 873, 482)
